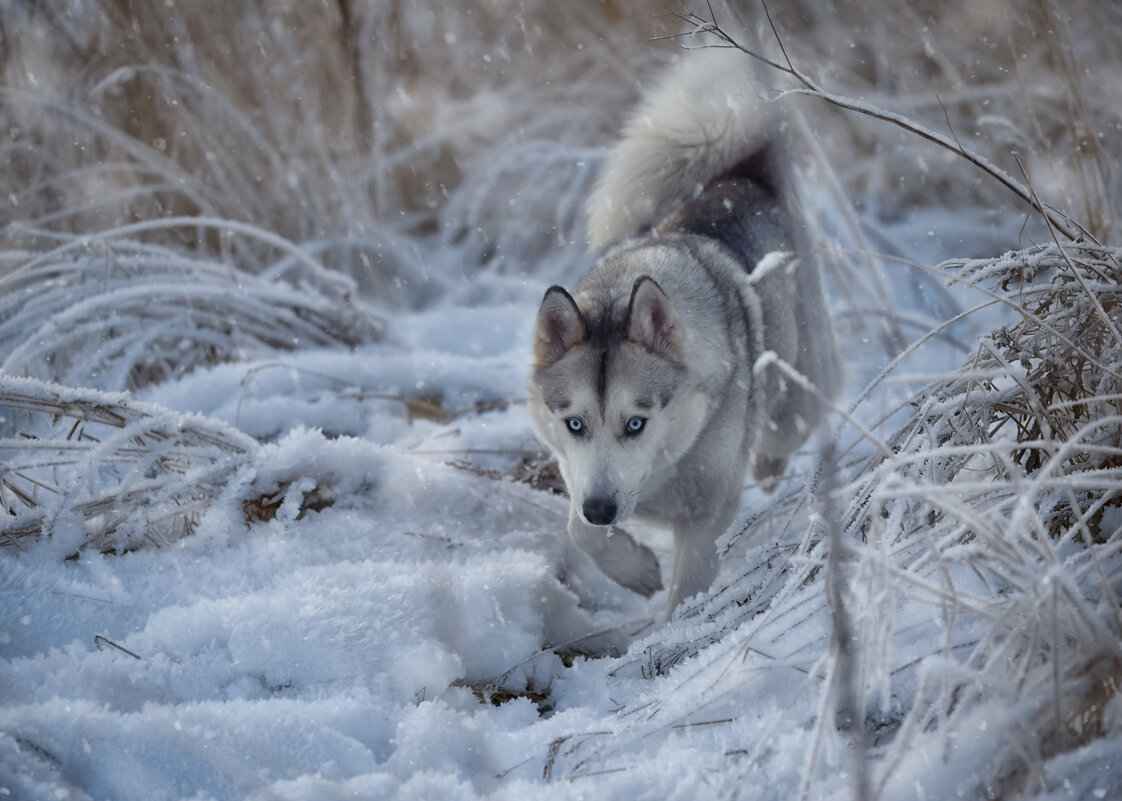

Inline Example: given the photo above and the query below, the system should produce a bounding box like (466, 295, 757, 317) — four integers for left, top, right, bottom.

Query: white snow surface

(2, 220, 1120, 801)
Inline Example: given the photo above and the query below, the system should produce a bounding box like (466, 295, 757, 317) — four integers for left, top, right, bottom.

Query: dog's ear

(627, 276, 683, 357)
(534, 286, 586, 366)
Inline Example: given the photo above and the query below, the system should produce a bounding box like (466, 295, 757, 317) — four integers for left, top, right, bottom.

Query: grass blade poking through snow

(0, 376, 258, 555)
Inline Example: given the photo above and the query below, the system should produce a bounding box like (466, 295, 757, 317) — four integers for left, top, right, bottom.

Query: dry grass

(0, 377, 257, 554)
(0, 0, 682, 294)
(0, 228, 385, 390)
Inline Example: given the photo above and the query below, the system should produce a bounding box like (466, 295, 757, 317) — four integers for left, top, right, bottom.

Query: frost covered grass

(0, 377, 257, 554)
(2, 1, 1122, 800)
(0, 223, 385, 390)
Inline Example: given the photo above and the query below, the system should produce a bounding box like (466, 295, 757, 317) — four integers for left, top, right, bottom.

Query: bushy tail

(586, 49, 775, 250)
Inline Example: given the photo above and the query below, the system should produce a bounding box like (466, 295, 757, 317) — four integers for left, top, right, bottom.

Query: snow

(4, 209, 1122, 801)
(0, 299, 667, 799)
(0, 257, 759, 797)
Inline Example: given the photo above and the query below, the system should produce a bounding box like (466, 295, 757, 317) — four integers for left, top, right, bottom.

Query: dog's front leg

(665, 518, 724, 617)
(567, 505, 663, 598)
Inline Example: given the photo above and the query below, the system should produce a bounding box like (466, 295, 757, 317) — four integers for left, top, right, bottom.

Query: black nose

(583, 497, 618, 526)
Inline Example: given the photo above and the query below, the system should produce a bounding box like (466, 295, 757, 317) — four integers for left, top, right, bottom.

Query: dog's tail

(586, 50, 776, 251)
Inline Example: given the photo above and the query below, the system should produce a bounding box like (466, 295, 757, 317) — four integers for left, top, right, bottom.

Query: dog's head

(528, 276, 709, 526)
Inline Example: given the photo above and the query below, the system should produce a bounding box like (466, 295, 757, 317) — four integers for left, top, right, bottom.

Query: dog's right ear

(533, 286, 586, 366)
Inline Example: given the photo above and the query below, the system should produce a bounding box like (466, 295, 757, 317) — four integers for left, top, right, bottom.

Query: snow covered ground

(3, 4, 1122, 800)
(5, 227, 1121, 801)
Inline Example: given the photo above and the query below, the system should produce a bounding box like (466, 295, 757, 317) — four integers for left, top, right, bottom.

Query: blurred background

(2, 0, 1121, 441)
(3, 0, 1117, 301)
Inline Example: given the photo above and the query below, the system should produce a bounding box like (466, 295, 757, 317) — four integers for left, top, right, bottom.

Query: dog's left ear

(627, 276, 683, 358)
(534, 286, 587, 366)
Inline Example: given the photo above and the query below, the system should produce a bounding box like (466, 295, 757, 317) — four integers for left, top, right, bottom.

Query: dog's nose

(582, 497, 618, 526)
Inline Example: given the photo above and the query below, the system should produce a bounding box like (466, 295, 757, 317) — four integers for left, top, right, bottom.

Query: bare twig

(94, 635, 141, 660)
(820, 440, 870, 801)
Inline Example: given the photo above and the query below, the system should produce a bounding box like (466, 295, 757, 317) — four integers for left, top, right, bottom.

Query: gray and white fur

(529, 50, 839, 617)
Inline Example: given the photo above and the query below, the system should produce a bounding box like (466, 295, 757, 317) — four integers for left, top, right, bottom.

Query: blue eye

(565, 417, 584, 434)
(625, 416, 646, 435)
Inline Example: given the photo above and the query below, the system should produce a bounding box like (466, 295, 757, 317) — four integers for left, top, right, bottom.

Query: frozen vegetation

(2, 2, 1121, 799)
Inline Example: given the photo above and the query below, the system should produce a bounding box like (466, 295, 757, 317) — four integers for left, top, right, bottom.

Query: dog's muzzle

(582, 497, 618, 526)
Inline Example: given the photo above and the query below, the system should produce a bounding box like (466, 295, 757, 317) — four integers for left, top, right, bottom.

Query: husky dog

(529, 51, 839, 616)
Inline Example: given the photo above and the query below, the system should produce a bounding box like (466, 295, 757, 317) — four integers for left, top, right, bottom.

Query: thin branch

(820, 439, 870, 801)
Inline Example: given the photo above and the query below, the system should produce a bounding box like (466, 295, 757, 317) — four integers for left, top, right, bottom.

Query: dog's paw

(618, 545, 664, 599)
(751, 453, 788, 493)
(568, 518, 664, 598)
(597, 528, 663, 598)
